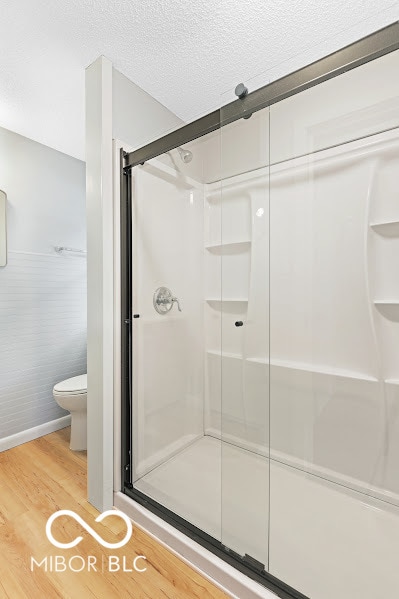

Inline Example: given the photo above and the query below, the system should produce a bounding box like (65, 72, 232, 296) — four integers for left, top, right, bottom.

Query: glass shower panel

(268, 49, 399, 598)
(131, 134, 222, 541)
(219, 95, 270, 566)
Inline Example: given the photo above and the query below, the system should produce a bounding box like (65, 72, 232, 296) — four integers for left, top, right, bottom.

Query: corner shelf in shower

(370, 220, 399, 237)
(205, 298, 248, 304)
(205, 240, 251, 251)
(374, 301, 399, 321)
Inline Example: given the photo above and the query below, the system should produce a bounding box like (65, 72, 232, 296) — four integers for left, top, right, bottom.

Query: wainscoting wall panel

(0, 250, 86, 440)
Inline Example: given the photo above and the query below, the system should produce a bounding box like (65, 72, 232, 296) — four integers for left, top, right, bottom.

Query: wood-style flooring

(0, 427, 229, 599)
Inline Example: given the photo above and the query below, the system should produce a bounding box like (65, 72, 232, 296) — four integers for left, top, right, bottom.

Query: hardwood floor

(0, 428, 229, 599)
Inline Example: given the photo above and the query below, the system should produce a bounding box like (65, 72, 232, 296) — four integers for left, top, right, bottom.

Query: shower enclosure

(120, 22, 399, 599)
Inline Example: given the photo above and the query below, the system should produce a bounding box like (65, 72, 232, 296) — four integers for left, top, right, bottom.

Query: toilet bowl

(53, 374, 87, 451)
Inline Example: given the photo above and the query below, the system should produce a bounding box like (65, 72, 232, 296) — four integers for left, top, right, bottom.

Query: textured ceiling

(1, 1, 398, 160)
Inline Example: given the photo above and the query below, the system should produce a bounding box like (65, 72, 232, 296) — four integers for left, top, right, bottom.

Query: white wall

(0, 126, 86, 447)
(0, 127, 86, 254)
(113, 69, 183, 151)
(86, 56, 113, 512)
(86, 57, 186, 511)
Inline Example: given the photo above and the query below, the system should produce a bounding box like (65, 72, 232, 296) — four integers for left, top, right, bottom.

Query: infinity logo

(46, 510, 133, 549)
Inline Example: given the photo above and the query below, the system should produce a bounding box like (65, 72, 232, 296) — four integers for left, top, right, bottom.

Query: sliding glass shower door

(218, 102, 270, 568)
(130, 136, 223, 543)
(129, 112, 274, 570)
(267, 49, 399, 599)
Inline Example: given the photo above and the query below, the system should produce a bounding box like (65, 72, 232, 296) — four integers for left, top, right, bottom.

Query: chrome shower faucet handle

(153, 287, 182, 314)
(171, 296, 182, 312)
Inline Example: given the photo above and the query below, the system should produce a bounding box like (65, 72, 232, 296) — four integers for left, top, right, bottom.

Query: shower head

(177, 146, 193, 164)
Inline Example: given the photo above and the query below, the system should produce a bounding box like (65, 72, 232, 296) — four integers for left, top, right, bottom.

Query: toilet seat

(53, 374, 87, 396)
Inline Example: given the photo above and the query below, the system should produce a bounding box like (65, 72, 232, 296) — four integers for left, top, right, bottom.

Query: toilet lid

(54, 374, 87, 393)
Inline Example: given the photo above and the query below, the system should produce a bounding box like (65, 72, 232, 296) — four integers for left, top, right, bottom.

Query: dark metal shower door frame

(124, 21, 399, 171)
(120, 21, 399, 599)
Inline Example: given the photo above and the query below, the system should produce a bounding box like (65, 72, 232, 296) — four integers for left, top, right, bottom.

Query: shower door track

(122, 485, 308, 599)
(123, 21, 399, 172)
(120, 21, 399, 599)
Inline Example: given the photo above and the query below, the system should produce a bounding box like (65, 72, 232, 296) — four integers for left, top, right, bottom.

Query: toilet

(53, 374, 87, 451)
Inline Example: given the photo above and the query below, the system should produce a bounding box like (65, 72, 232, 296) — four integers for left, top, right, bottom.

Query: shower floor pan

(135, 436, 399, 599)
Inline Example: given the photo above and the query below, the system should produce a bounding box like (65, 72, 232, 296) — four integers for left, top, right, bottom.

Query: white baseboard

(114, 491, 276, 599)
(0, 415, 71, 452)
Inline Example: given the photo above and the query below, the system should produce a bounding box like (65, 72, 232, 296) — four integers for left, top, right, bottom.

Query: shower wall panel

(269, 121, 399, 503)
(270, 49, 399, 164)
